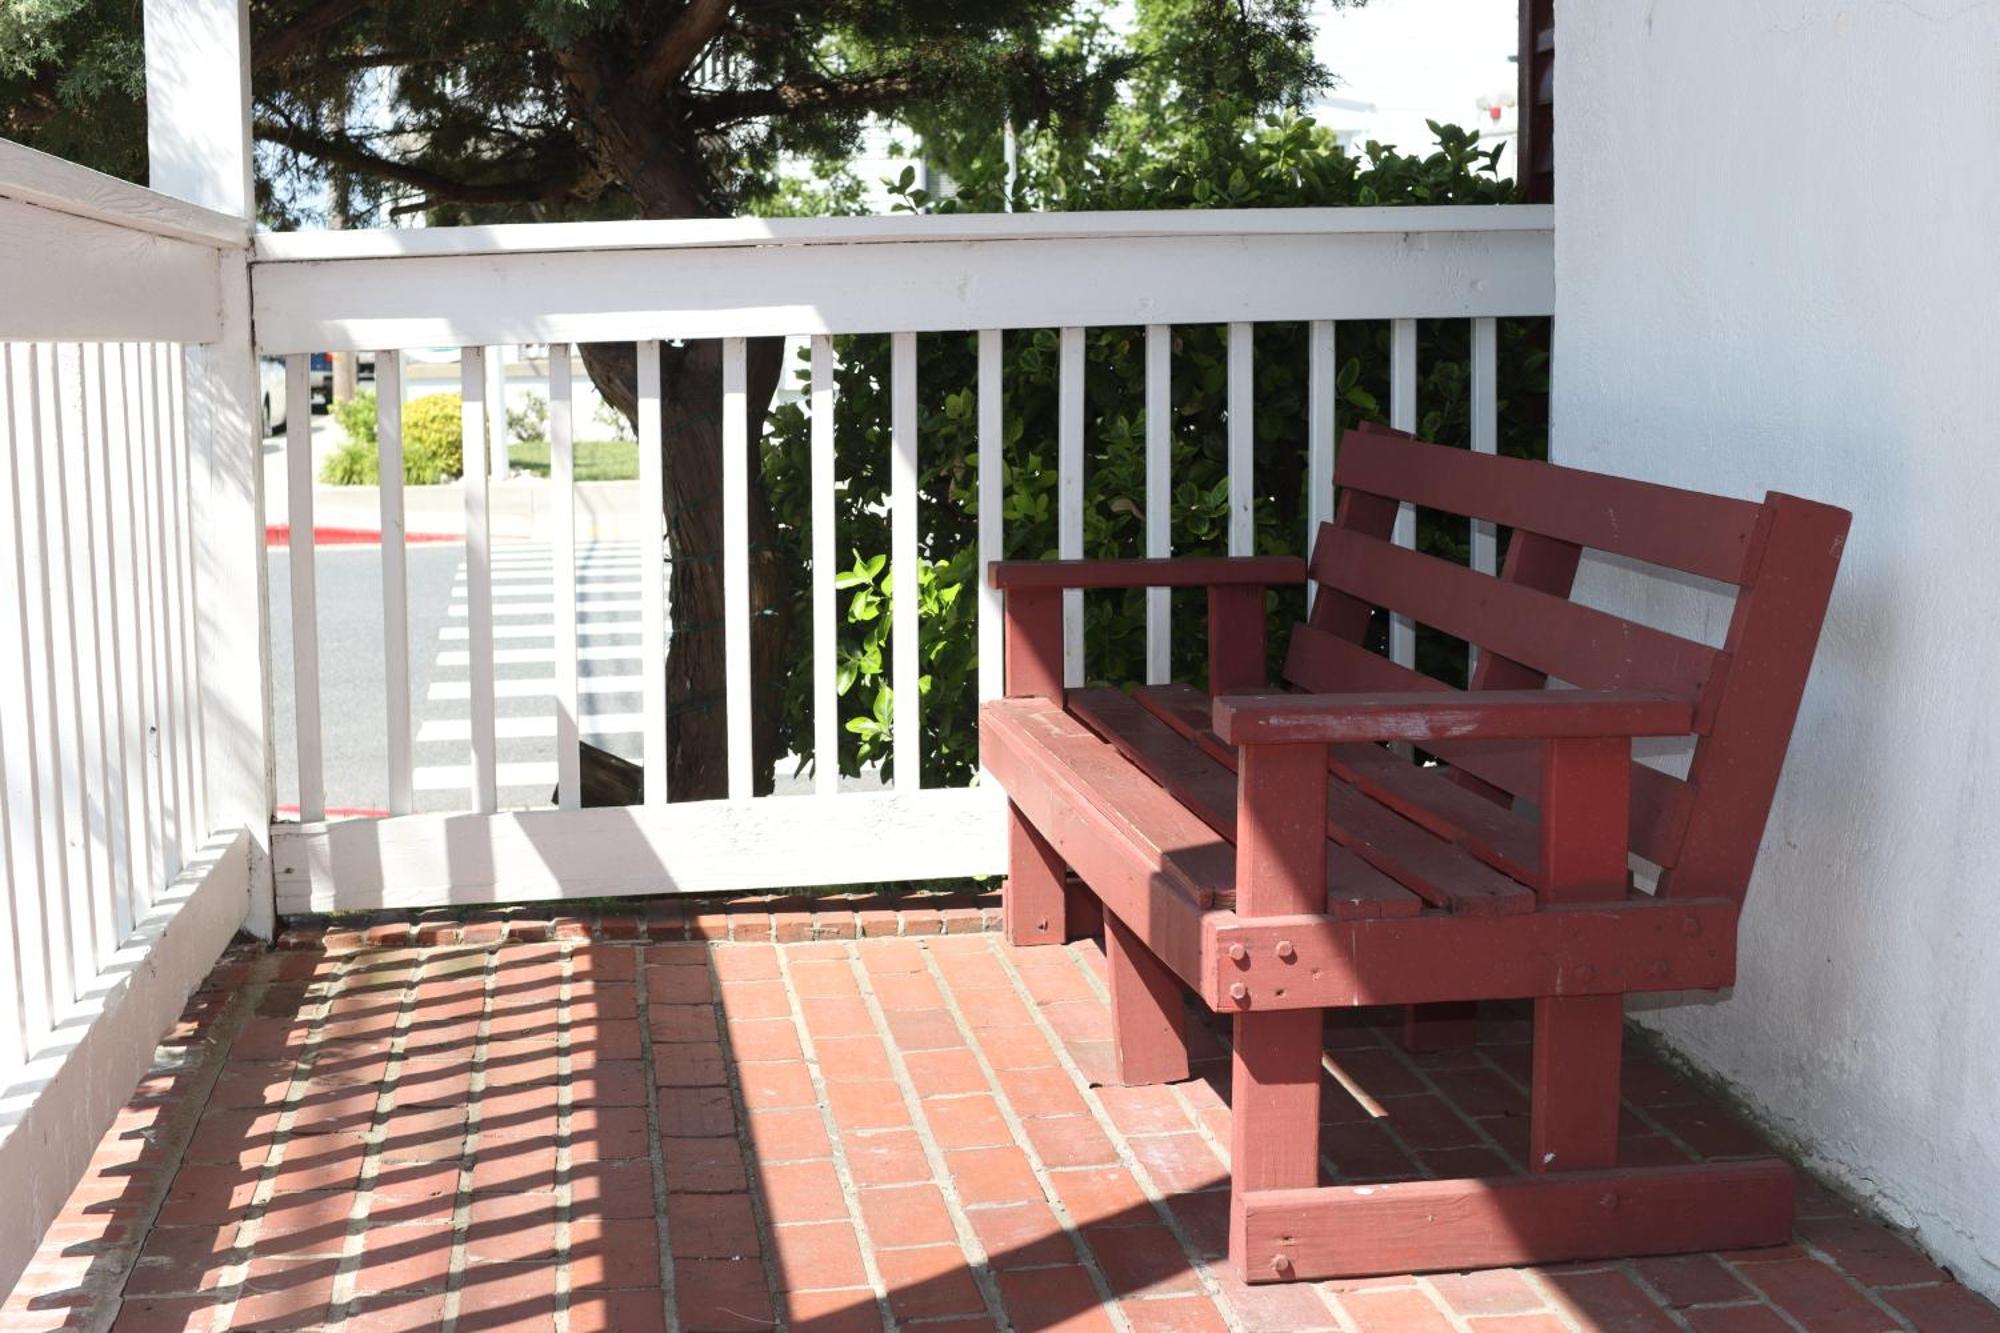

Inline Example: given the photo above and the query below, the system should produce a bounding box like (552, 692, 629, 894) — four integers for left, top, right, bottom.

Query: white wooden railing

(2, 340, 200, 1051)
(250, 207, 1554, 914)
(0, 134, 264, 1291)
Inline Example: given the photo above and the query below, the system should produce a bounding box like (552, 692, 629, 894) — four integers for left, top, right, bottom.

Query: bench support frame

(982, 451, 1852, 1282)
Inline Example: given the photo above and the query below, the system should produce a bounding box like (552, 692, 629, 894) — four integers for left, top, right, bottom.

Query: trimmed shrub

(402, 393, 465, 483)
(319, 391, 465, 484)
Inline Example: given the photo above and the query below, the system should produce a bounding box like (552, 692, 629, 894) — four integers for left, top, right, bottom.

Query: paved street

(269, 540, 647, 815)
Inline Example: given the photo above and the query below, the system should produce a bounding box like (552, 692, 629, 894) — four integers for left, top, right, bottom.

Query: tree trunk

(552, 38, 801, 803)
(577, 336, 793, 801)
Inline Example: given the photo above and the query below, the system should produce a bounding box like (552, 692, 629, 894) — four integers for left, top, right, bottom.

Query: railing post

(145, 0, 271, 936)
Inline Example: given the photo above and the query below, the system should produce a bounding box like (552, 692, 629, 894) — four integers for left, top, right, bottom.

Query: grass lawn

(506, 437, 639, 481)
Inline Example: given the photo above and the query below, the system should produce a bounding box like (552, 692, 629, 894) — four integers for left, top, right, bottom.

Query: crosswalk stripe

(439, 623, 640, 641)
(415, 543, 654, 810)
(418, 712, 644, 743)
(481, 581, 644, 599)
(429, 674, 643, 701)
(437, 645, 645, 666)
(486, 558, 641, 572)
(469, 564, 642, 578)
(448, 598, 644, 617)
(414, 760, 559, 792)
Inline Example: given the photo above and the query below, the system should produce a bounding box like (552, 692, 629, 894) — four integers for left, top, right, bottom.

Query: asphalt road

(268, 539, 651, 815)
(268, 542, 458, 815)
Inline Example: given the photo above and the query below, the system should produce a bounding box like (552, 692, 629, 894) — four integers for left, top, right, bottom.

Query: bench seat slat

(1283, 626, 1693, 870)
(1065, 688, 1424, 920)
(1123, 685, 1536, 916)
(1138, 681, 1544, 885)
(980, 697, 1224, 985)
(1311, 526, 1726, 714)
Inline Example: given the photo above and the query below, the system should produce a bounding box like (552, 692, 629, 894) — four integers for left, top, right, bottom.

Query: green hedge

(759, 116, 1548, 789)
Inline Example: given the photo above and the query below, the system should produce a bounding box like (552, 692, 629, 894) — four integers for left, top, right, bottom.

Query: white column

(144, 0, 269, 935)
(143, 0, 254, 219)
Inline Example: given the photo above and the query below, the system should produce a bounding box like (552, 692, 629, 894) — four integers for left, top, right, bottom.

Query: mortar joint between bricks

(926, 937, 1150, 1331)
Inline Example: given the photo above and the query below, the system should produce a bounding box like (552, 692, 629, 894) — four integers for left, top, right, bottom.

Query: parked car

(258, 356, 288, 437)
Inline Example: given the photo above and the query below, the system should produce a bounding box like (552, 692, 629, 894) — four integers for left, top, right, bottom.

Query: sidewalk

(265, 416, 647, 545)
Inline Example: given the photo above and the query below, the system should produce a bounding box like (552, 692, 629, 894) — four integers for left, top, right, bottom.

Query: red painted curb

(265, 524, 462, 547)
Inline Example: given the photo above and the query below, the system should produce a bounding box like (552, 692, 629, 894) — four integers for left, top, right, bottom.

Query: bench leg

(1229, 1009, 1323, 1280)
(1064, 880, 1104, 942)
(1401, 1001, 1479, 1053)
(1004, 801, 1066, 947)
(1104, 914, 1189, 1087)
(1530, 995, 1623, 1173)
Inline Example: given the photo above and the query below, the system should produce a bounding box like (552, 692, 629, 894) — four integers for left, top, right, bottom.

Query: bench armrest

(989, 556, 1305, 591)
(1212, 689, 1695, 746)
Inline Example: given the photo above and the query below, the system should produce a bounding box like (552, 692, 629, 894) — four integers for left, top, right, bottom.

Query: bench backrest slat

(1310, 526, 1728, 714)
(1295, 425, 1849, 903)
(1333, 433, 1766, 584)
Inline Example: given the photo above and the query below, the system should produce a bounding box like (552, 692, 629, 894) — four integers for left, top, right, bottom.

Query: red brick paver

(5, 929, 1995, 1331)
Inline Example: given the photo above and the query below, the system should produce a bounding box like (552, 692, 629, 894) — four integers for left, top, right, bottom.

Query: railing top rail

(251, 210, 1554, 354)
(252, 204, 1554, 265)
(0, 139, 249, 250)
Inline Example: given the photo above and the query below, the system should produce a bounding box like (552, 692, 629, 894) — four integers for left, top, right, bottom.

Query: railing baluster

(461, 347, 497, 814)
(1058, 326, 1084, 688)
(1469, 316, 1499, 683)
(976, 329, 1003, 710)
(1144, 324, 1171, 685)
(637, 338, 667, 806)
(166, 347, 203, 842)
(0, 342, 56, 1043)
(1388, 317, 1418, 669)
(54, 344, 113, 968)
(285, 351, 324, 823)
(486, 343, 509, 480)
(890, 331, 920, 788)
(111, 346, 155, 919)
(377, 350, 413, 814)
(722, 336, 753, 799)
(130, 344, 166, 890)
(1306, 320, 1337, 612)
(145, 344, 184, 870)
(811, 335, 839, 797)
(84, 345, 135, 943)
(549, 344, 580, 811)
(22, 346, 77, 1001)
(41, 346, 93, 978)
(1227, 321, 1254, 558)
(1469, 317, 1499, 577)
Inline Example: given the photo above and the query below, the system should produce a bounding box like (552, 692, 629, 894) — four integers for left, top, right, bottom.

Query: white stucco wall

(1552, 0, 2000, 1300)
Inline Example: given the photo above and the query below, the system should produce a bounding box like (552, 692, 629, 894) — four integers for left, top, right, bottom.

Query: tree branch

(255, 119, 583, 206)
(684, 70, 929, 127)
(251, 0, 376, 71)
(635, 0, 732, 99)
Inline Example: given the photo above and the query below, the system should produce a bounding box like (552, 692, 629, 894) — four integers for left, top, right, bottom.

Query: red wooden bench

(979, 425, 1850, 1282)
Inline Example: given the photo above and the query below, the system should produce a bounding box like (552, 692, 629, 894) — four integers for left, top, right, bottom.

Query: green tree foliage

(0, 0, 1142, 223)
(3, 0, 1212, 798)
(761, 108, 1544, 787)
(2, 0, 1541, 798)
(0, 0, 145, 175)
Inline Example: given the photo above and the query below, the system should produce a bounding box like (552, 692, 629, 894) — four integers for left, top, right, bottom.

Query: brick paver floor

(5, 929, 1997, 1332)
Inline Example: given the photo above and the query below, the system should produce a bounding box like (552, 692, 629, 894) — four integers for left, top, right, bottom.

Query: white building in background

(1307, 0, 1519, 162)
(834, 0, 1522, 217)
